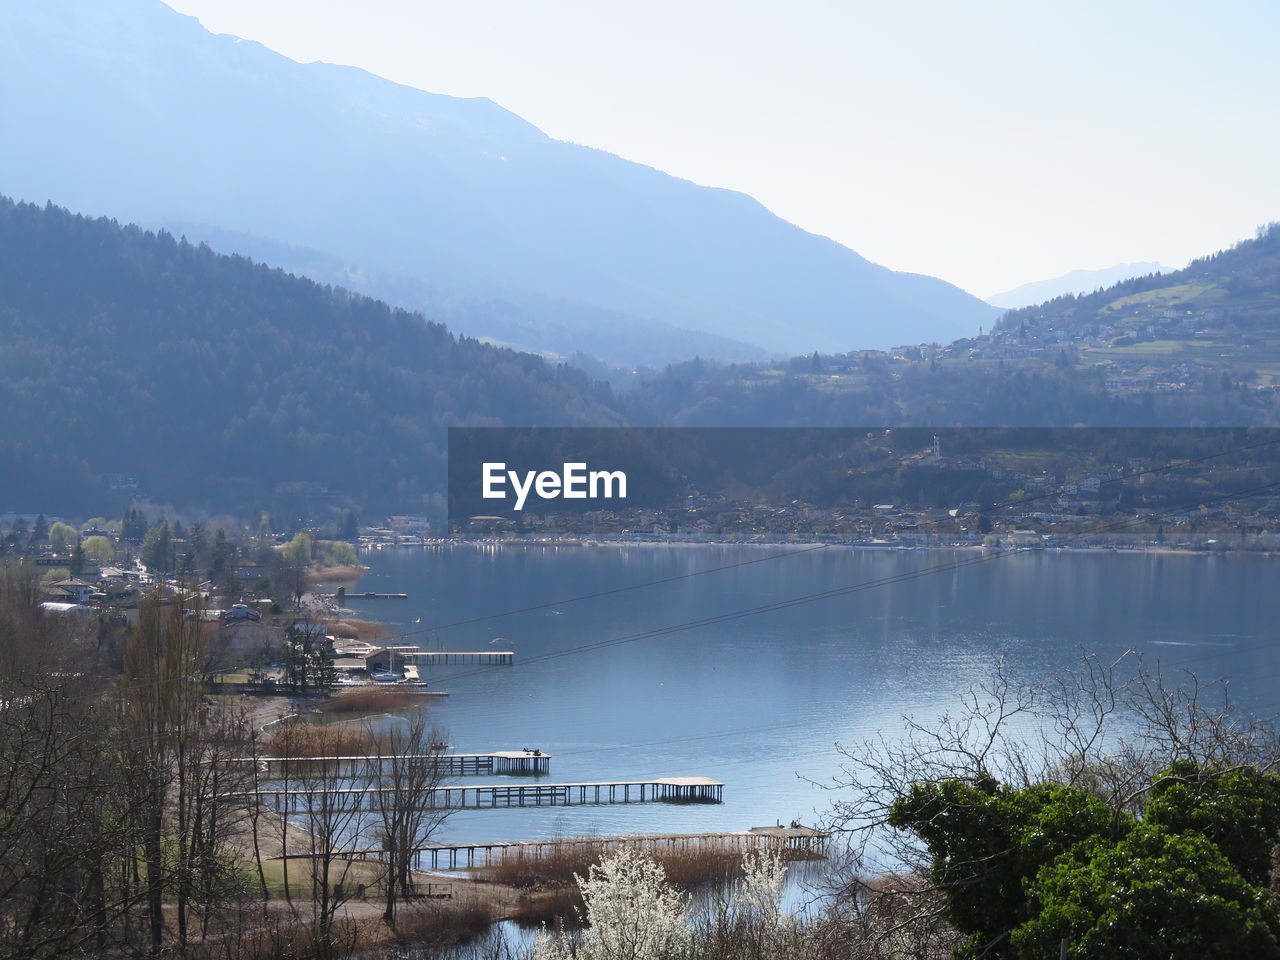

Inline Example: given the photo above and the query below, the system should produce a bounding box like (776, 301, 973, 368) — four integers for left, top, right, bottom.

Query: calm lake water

(329, 543, 1280, 848)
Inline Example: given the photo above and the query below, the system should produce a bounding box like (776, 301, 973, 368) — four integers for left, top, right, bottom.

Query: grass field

(1103, 282, 1222, 313)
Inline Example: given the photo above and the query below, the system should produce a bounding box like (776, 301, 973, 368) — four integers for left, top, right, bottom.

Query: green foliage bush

(1015, 825, 1280, 960)
(80, 535, 115, 564)
(1145, 759, 1280, 886)
(47, 521, 78, 550)
(315, 540, 358, 567)
(890, 761, 1280, 959)
(889, 775, 1127, 958)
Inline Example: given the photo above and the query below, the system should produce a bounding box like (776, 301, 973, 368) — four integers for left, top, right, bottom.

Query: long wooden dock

(342, 825, 829, 870)
(404, 651, 514, 666)
(256, 776, 723, 813)
(242, 750, 551, 778)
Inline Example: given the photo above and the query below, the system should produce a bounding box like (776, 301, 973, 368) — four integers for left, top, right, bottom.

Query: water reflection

(324, 544, 1280, 847)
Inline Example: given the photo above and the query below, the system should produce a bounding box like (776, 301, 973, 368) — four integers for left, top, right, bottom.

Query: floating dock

(256, 776, 723, 813)
(346, 825, 829, 870)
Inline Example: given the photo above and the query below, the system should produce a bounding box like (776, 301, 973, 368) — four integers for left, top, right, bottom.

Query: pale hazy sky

(163, 0, 1280, 298)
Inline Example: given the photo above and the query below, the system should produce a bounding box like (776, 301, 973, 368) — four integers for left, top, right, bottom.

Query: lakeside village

(462, 436, 1280, 551)
(0, 512, 461, 694)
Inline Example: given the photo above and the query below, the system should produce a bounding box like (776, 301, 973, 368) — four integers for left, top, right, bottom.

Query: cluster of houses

(462, 492, 1280, 551)
(789, 297, 1280, 399)
(36, 564, 166, 615)
(330, 640, 424, 685)
(40, 576, 103, 613)
(457, 438, 1280, 551)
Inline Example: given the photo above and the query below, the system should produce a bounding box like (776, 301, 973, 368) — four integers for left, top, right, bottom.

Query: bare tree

(179, 704, 260, 943)
(269, 723, 368, 953)
(0, 670, 141, 959)
(368, 713, 452, 925)
(0, 567, 145, 958)
(117, 587, 210, 953)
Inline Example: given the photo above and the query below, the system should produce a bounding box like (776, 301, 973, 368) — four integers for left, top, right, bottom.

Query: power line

(424, 477, 1280, 687)
(359, 543, 831, 643)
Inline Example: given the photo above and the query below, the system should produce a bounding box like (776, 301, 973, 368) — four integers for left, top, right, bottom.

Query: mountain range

(1, 0, 996, 367)
(2, 194, 1276, 518)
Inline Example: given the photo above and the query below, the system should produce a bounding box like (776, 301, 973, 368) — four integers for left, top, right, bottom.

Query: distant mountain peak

(3, 0, 996, 363)
(987, 262, 1171, 311)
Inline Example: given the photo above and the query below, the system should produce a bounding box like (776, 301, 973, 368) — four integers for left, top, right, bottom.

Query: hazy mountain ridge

(1, 0, 996, 365)
(161, 221, 771, 367)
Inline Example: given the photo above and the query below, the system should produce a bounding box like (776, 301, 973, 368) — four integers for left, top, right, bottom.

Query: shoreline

(369, 537, 1274, 559)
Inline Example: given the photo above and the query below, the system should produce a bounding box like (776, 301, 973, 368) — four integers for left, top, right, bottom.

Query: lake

(330, 543, 1280, 848)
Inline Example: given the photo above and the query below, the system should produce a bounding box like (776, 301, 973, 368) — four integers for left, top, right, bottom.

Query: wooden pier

(243, 750, 551, 778)
(404, 650, 514, 666)
(345, 825, 829, 870)
(256, 776, 723, 813)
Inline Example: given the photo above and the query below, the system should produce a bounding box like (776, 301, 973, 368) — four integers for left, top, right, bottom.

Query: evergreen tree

(29, 514, 48, 548)
(140, 519, 174, 572)
(189, 523, 207, 565)
(280, 620, 336, 690)
(68, 541, 86, 577)
(336, 509, 359, 541)
(121, 507, 148, 542)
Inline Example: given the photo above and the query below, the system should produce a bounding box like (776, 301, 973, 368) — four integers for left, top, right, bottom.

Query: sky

(162, 0, 1280, 299)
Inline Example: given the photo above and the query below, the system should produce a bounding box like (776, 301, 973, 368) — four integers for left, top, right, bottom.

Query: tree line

(0, 565, 455, 959)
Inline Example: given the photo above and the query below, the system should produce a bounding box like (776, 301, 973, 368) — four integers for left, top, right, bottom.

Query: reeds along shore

(181, 900, 499, 960)
(486, 839, 755, 889)
(263, 722, 377, 757)
(310, 686, 428, 716)
(482, 840, 776, 928)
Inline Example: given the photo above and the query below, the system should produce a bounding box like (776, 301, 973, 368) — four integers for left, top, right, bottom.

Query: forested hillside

(7, 195, 1279, 520)
(626, 227, 1280, 429)
(0, 197, 620, 514)
(625, 335, 1279, 429)
(998, 224, 1280, 339)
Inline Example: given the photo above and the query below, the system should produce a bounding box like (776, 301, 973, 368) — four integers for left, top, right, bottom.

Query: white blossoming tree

(736, 847, 790, 936)
(534, 848, 692, 960)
